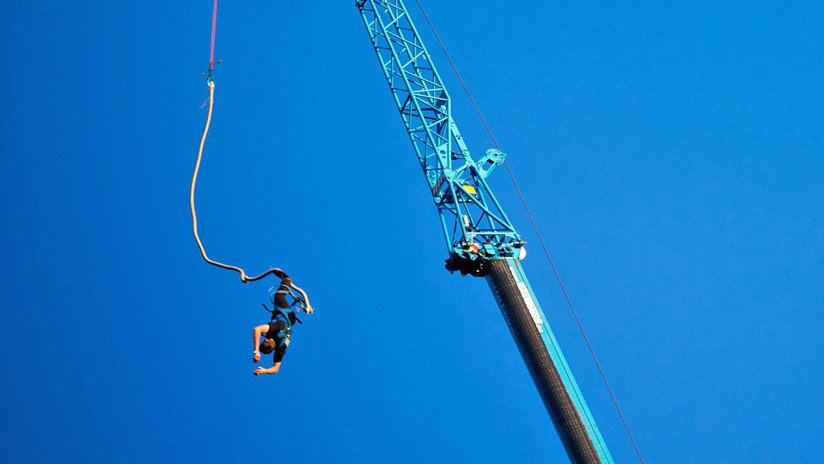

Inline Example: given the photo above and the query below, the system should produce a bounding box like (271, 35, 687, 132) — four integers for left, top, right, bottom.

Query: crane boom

(356, 1, 614, 462)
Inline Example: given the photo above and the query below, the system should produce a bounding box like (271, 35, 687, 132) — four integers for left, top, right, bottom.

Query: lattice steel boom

(356, 1, 614, 463)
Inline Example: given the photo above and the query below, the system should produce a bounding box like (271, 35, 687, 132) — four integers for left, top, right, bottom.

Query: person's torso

(270, 305, 298, 327)
(266, 319, 291, 340)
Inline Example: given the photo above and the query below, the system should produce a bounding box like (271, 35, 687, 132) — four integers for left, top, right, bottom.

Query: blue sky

(1, 1, 822, 462)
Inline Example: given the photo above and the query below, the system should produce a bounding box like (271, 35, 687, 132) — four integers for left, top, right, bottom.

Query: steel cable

(412, 1, 645, 462)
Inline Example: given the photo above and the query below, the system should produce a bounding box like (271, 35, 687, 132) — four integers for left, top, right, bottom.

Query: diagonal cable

(412, 1, 646, 462)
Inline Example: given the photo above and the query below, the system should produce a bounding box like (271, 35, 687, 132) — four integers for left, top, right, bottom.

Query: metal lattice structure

(356, 1, 615, 462)
(356, 0, 522, 275)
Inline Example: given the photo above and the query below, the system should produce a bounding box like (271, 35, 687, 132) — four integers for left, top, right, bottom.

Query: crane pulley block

(445, 241, 526, 277)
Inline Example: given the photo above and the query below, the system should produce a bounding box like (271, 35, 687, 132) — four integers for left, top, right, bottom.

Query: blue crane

(356, 1, 615, 463)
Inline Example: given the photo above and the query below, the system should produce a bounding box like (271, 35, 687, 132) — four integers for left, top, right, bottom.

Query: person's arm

(252, 324, 268, 362)
(254, 363, 281, 376)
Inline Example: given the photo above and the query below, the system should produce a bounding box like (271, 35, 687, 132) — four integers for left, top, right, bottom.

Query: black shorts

(266, 321, 290, 363)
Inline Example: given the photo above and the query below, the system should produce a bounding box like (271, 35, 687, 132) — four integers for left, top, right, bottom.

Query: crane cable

(412, 1, 645, 462)
(189, 0, 312, 310)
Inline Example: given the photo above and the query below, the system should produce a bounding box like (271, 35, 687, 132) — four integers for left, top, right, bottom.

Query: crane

(355, 1, 615, 463)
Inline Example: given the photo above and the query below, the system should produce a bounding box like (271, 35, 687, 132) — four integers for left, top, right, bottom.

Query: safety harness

(262, 284, 305, 348)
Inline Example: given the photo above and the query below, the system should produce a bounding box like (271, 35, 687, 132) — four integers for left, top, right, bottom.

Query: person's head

(259, 338, 277, 354)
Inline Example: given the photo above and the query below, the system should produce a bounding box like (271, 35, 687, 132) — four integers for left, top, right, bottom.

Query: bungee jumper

(252, 271, 314, 376)
(191, 0, 317, 377)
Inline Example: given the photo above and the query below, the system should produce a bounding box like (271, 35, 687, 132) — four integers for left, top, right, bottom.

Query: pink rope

(209, 0, 218, 70)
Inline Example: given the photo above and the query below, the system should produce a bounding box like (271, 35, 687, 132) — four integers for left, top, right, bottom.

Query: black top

(266, 320, 288, 339)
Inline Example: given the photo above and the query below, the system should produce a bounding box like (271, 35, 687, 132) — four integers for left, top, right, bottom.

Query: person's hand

(253, 353, 261, 363)
(305, 305, 314, 314)
(254, 366, 266, 376)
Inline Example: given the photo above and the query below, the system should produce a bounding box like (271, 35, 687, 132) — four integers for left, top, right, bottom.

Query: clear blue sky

(1, 1, 821, 463)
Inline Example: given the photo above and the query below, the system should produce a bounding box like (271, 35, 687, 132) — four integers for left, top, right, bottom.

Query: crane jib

(356, 0, 519, 265)
(487, 259, 614, 464)
(356, 1, 615, 462)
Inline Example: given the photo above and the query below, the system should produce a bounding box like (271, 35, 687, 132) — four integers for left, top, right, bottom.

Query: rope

(289, 282, 313, 312)
(209, 0, 218, 71)
(412, 1, 645, 462)
(189, 0, 313, 302)
(190, 81, 279, 283)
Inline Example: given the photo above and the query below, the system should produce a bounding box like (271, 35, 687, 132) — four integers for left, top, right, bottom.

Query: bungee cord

(189, 0, 312, 312)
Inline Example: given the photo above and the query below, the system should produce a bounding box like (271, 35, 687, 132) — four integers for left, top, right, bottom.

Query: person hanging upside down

(252, 273, 313, 376)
